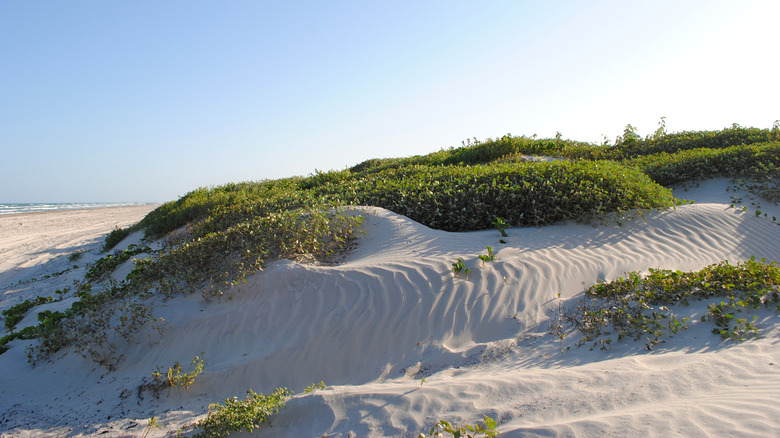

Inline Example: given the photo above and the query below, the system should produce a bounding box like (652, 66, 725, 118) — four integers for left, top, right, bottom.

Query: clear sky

(1, 1, 778, 203)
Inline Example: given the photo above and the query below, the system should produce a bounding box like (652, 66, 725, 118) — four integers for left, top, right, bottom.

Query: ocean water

(0, 202, 148, 215)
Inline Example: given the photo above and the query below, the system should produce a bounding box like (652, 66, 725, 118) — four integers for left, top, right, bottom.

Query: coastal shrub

(2, 296, 53, 331)
(86, 244, 152, 283)
(567, 257, 780, 350)
(23, 280, 157, 369)
(314, 160, 676, 231)
(68, 249, 86, 262)
(138, 179, 317, 239)
(103, 226, 132, 252)
(140, 355, 205, 398)
(560, 125, 779, 161)
(153, 354, 205, 392)
(349, 135, 588, 175)
(193, 387, 293, 438)
(625, 142, 780, 187)
(298, 168, 352, 190)
(303, 381, 326, 393)
(440, 135, 587, 165)
(132, 207, 363, 299)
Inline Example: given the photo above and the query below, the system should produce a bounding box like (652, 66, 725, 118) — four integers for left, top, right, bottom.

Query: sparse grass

(68, 249, 86, 262)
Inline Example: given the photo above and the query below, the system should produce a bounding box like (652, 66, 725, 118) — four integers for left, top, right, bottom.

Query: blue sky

(1, 1, 778, 203)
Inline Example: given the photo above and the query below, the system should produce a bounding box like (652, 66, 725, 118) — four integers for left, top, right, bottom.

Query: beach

(1, 181, 779, 437)
(0, 205, 159, 292)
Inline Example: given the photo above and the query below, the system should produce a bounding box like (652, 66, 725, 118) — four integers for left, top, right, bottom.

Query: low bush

(153, 354, 204, 392)
(193, 387, 293, 438)
(2, 296, 53, 331)
(561, 125, 779, 161)
(139, 355, 205, 398)
(86, 244, 152, 283)
(138, 179, 317, 239)
(131, 207, 363, 299)
(566, 257, 780, 350)
(625, 142, 780, 187)
(420, 415, 499, 438)
(315, 160, 676, 231)
(103, 226, 132, 252)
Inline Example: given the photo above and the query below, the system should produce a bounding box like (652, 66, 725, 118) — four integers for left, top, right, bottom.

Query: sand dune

(1, 181, 779, 437)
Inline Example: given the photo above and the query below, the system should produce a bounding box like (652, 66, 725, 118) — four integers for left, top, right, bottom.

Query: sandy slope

(1, 181, 779, 437)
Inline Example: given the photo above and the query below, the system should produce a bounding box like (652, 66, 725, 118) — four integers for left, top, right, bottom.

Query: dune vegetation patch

(313, 160, 675, 231)
(557, 257, 780, 352)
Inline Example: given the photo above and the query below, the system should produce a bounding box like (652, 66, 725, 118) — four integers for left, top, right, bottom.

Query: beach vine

(560, 257, 780, 351)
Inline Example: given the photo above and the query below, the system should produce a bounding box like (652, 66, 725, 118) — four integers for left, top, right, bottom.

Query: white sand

(1, 182, 779, 437)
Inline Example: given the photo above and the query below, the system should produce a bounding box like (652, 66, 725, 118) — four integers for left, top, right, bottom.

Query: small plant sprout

(493, 217, 509, 238)
(548, 292, 569, 356)
(478, 246, 496, 267)
(452, 258, 465, 278)
(465, 267, 471, 280)
(142, 417, 161, 438)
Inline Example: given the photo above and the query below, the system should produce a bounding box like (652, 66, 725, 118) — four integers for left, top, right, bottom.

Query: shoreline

(0, 203, 159, 218)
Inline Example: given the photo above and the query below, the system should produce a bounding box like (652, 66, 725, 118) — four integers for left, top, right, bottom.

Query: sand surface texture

(1, 182, 779, 437)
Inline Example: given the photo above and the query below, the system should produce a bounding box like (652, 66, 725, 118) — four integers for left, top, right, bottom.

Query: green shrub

(131, 207, 363, 299)
(569, 257, 780, 350)
(561, 126, 779, 161)
(86, 244, 152, 283)
(625, 142, 780, 187)
(315, 160, 676, 231)
(103, 226, 132, 252)
(298, 168, 352, 190)
(2, 296, 53, 331)
(420, 415, 499, 438)
(153, 355, 205, 392)
(140, 355, 205, 397)
(193, 387, 293, 438)
(440, 135, 587, 165)
(138, 179, 317, 239)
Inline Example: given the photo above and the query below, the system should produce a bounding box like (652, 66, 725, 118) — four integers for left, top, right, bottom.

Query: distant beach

(0, 202, 154, 215)
(0, 204, 159, 289)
